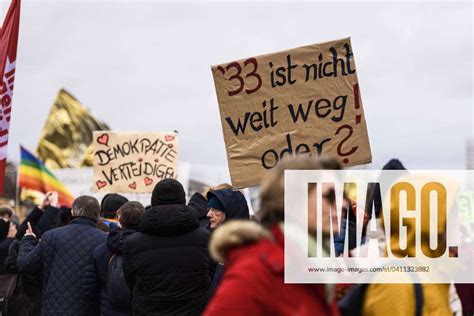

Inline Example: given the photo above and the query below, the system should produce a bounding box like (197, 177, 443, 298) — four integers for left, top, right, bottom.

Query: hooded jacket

(206, 189, 250, 298)
(187, 192, 209, 228)
(122, 204, 210, 316)
(82, 226, 137, 316)
(206, 189, 249, 222)
(204, 221, 340, 316)
(362, 174, 451, 316)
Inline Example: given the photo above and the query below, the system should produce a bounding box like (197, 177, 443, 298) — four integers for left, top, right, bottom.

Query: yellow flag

(36, 89, 109, 169)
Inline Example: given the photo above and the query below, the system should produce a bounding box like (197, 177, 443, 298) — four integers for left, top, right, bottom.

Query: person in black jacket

(82, 201, 145, 316)
(4, 193, 67, 316)
(187, 192, 209, 228)
(0, 218, 14, 274)
(123, 179, 210, 316)
(206, 189, 250, 298)
(17, 195, 106, 316)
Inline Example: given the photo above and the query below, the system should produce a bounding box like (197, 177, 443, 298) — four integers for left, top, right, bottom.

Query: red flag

(0, 0, 20, 194)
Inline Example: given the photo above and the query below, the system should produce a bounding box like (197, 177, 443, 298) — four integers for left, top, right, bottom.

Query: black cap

(151, 179, 186, 207)
(100, 194, 129, 218)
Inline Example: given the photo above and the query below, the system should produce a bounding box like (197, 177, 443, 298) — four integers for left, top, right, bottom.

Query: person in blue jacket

(17, 195, 106, 316)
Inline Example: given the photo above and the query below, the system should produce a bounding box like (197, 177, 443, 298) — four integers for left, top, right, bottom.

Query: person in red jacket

(204, 157, 341, 316)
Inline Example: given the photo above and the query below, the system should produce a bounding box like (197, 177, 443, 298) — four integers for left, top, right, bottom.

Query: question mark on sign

(335, 124, 358, 164)
(335, 83, 363, 164)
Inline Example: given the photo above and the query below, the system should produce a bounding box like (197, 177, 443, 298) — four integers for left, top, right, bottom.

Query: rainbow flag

(19, 146, 74, 207)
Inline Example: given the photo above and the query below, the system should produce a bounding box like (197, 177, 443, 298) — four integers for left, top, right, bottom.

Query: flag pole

(15, 161, 21, 220)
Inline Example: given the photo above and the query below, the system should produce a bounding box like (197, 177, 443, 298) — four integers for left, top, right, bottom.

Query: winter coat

(4, 239, 42, 316)
(123, 204, 210, 316)
(3, 206, 64, 316)
(82, 227, 136, 316)
(16, 207, 43, 239)
(204, 221, 340, 316)
(17, 217, 106, 316)
(16, 206, 65, 240)
(362, 174, 451, 316)
(187, 192, 209, 228)
(455, 283, 474, 315)
(0, 237, 13, 274)
(206, 189, 250, 298)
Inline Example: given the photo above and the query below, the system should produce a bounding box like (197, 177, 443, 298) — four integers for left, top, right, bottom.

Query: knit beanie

(101, 193, 129, 218)
(151, 179, 186, 206)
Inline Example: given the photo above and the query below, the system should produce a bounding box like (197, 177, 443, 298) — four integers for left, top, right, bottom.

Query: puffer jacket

(123, 204, 210, 316)
(82, 226, 137, 316)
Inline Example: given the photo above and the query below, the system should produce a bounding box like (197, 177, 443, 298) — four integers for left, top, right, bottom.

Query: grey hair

(72, 195, 100, 221)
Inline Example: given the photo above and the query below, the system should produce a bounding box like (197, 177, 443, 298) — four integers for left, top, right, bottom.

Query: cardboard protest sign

(211, 37, 371, 188)
(93, 132, 179, 193)
(56, 163, 190, 206)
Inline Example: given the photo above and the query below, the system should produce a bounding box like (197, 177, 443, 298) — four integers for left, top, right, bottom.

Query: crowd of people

(0, 156, 473, 316)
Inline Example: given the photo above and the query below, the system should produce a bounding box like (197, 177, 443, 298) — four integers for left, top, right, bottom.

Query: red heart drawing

(165, 135, 175, 142)
(96, 180, 107, 189)
(97, 133, 109, 146)
(144, 177, 153, 186)
(128, 182, 137, 190)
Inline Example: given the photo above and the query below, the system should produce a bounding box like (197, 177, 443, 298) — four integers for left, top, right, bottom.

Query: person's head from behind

(72, 195, 101, 222)
(118, 201, 145, 230)
(101, 193, 129, 219)
(151, 178, 186, 207)
(259, 156, 342, 237)
(0, 205, 14, 221)
(382, 158, 406, 170)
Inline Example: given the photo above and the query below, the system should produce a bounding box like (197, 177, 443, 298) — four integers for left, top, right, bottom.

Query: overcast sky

(3, 1, 473, 178)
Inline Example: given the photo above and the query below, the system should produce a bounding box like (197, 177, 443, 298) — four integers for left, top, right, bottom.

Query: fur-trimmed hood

(209, 220, 272, 263)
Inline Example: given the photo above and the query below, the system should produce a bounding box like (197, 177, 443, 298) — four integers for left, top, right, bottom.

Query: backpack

(106, 253, 131, 309)
(338, 283, 423, 316)
(0, 274, 18, 316)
